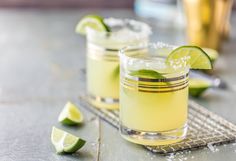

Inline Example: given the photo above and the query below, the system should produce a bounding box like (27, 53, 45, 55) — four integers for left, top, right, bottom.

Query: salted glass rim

(119, 42, 190, 73)
(85, 17, 152, 39)
(119, 42, 177, 60)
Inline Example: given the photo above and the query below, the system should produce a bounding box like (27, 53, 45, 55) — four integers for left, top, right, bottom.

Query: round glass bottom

(120, 123, 188, 146)
(88, 94, 119, 109)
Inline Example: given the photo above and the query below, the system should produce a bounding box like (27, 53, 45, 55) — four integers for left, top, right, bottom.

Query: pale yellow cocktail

(119, 43, 189, 145)
(87, 44, 119, 109)
(86, 18, 151, 109)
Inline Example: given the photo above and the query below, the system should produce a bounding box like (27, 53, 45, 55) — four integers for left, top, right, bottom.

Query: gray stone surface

(0, 9, 236, 161)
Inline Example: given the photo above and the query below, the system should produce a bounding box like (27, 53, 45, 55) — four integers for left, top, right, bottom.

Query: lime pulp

(189, 78, 211, 97)
(51, 127, 86, 154)
(167, 46, 213, 69)
(75, 15, 110, 35)
(58, 102, 83, 125)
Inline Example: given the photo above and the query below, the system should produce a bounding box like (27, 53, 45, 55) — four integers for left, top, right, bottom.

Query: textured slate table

(0, 9, 236, 161)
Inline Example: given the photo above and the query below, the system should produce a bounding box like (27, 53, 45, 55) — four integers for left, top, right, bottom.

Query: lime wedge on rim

(189, 78, 211, 97)
(167, 46, 213, 69)
(75, 15, 110, 35)
(58, 102, 83, 125)
(130, 69, 165, 79)
(51, 127, 86, 154)
(202, 48, 219, 64)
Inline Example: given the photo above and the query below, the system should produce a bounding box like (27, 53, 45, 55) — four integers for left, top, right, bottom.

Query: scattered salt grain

(207, 143, 219, 153)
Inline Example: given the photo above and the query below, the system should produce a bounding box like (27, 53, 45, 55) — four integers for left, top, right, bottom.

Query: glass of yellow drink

(119, 42, 189, 145)
(86, 18, 151, 109)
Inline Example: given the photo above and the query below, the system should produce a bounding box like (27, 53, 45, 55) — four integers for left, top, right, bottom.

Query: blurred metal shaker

(182, 0, 233, 50)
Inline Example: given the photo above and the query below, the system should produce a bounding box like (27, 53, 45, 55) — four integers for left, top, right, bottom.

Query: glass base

(120, 124, 188, 146)
(88, 94, 119, 109)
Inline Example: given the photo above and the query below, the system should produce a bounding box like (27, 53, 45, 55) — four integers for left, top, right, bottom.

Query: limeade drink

(85, 18, 151, 109)
(120, 64, 189, 145)
(119, 43, 212, 145)
(87, 49, 119, 108)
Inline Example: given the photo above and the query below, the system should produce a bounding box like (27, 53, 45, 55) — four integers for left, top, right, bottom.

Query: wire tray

(78, 96, 236, 154)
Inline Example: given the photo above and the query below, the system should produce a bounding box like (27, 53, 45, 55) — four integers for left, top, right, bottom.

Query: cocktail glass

(119, 42, 189, 145)
(86, 18, 151, 109)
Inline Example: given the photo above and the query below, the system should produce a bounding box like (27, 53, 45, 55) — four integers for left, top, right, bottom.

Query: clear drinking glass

(86, 18, 151, 109)
(119, 42, 189, 145)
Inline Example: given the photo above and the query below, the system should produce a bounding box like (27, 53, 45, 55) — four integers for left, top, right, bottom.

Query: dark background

(0, 0, 234, 9)
(0, 0, 134, 8)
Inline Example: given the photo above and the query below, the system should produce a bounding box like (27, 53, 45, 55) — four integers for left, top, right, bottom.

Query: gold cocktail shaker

(182, 0, 233, 50)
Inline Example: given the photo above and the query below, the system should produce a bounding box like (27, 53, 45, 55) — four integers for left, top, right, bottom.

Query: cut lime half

(75, 15, 110, 35)
(58, 102, 83, 125)
(167, 46, 213, 69)
(189, 78, 211, 97)
(51, 127, 86, 154)
(203, 48, 219, 64)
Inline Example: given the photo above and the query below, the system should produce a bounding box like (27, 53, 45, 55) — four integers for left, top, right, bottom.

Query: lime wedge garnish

(58, 102, 83, 125)
(130, 69, 165, 79)
(203, 48, 219, 64)
(75, 15, 110, 35)
(189, 78, 211, 97)
(51, 127, 86, 154)
(167, 46, 213, 69)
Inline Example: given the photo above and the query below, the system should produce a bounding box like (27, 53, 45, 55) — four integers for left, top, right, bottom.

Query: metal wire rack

(79, 96, 236, 154)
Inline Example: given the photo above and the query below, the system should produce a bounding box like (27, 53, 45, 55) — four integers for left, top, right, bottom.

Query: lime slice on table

(166, 46, 213, 69)
(51, 127, 86, 154)
(203, 48, 219, 64)
(58, 102, 83, 125)
(189, 78, 211, 97)
(75, 15, 110, 35)
(130, 69, 165, 79)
